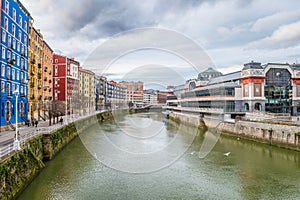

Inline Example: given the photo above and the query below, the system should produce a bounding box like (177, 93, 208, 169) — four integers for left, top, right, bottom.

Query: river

(18, 112, 300, 200)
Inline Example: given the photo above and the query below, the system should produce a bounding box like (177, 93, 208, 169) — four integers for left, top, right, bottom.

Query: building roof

(243, 61, 262, 70)
(208, 71, 241, 85)
(191, 82, 240, 92)
(198, 67, 223, 80)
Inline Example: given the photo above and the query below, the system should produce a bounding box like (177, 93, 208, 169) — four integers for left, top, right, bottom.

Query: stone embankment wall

(169, 112, 300, 151)
(0, 111, 112, 200)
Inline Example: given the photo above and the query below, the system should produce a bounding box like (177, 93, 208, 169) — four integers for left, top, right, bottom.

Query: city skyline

(22, 0, 300, 78)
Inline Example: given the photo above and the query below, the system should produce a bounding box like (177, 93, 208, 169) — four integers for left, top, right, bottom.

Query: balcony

(7, 59, 15, 66)
(20, 93, 25, 97)
(31, 59, 36, 64)
(37, 73, 42, 79)
(38, 85, 42, 90)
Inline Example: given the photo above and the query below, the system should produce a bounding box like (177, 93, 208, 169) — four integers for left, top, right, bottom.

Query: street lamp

(13, 90, 20, 151)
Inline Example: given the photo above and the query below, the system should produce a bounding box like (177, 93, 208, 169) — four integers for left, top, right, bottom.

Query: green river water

(18, 112, 300, 200)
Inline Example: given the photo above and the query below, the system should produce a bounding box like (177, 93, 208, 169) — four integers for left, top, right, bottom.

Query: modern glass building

(0, 0, 30, 130)
(167, 61, 300, 117)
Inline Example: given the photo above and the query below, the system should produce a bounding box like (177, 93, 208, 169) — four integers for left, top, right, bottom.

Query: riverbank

(0, 111, 113, 200)
(169, 112, 300, 152)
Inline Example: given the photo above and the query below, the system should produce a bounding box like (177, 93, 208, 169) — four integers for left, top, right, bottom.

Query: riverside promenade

(0, 112, 101, 160)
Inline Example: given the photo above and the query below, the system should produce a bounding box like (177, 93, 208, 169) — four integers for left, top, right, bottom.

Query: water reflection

(18, 112, 300, 200)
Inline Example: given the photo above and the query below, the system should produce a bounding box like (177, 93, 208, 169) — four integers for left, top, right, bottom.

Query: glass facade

(265, 68, 292, 113)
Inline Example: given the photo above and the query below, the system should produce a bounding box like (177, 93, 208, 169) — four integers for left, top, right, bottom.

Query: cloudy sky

(22, 0, 300, 83)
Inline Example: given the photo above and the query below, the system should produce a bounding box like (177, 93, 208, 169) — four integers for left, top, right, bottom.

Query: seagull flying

(224, 152, 231, 157)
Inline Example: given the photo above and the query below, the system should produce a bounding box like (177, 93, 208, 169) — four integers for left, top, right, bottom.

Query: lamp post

(13, 90, 20, 150)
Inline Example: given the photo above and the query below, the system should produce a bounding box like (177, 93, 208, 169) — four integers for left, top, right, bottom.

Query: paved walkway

(0, 115, 70, 147)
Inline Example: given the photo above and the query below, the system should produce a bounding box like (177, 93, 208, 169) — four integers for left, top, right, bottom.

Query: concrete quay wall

(169, 112, 300, 151)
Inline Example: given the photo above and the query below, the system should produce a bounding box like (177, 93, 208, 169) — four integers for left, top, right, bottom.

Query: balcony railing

(7, 59, 15, 66)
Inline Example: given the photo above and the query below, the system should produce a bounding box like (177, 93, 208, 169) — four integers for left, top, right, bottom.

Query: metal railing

(0, 111, 103, 160)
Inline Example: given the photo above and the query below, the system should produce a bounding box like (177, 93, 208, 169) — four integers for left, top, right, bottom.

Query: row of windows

(181, 88, 235, 98)
(1, 47, 27, 68)
(1, 65, 27, 81)
(2, 31, 27, 56)
(0, 81, 27, 96)
(4, 0, 28, 32)
(3, 17, 27, 45)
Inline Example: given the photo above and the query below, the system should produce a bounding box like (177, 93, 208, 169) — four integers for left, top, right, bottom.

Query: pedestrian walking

(59, 117, 63, 125)
(31, 119, 35, 127)
(35, 119, 38, 127)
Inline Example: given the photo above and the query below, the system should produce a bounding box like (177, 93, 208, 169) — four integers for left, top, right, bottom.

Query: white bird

(224, 152, 231, 157)
(190, 151, 196, 155)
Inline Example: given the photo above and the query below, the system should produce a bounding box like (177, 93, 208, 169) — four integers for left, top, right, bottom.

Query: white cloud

(21, 0, 300, 83)
(248, 21, 300, 49)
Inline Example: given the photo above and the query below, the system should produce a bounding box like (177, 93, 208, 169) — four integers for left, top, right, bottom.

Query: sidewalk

(0, 115, 69, 147)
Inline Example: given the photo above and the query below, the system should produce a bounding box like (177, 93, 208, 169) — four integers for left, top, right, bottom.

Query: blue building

(0, 0, 30, 130)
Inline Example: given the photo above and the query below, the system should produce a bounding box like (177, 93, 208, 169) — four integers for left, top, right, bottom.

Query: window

(1, 82, 4, 93)
(24, 35, 27, 46)
(2, 48, 5, 59)
(6, 83, 10, 96)
(12, 69, 15, 80)
(4, 18, 8, 30)
(8, 35, 11, 47)
(12, 24, 15, 36)
(297, 85, 300, 97)
(24, 21, 27, 32)
(19, 16, 22, 27)
(13, 9, 16, 20)
(1, 65, 5, 77)
(7, 51, 11, 61)
(18, 30, 21, 41)
(7, 67, 10, 78)
(16, 71, 19, 80)
(244, 84, 249, 97)
(17, 42, 20, 52)
(13, 39, 16, 49)
(5, 1, 9, 14)
(17, 56, 20, 66)
(2, 30, 6, 42)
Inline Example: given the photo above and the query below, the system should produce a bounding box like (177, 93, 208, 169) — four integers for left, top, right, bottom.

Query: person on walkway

(59, 117, 63, 125)
(31, 119, 35, 127)
(35, 120, 38, 127)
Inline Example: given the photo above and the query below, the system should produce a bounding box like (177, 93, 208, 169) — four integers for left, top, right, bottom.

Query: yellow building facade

(42, 41, 53, 119)
(28, 21, 43, 121)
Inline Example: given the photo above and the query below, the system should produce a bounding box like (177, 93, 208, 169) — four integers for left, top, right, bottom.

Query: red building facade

(52, 54, 79, 115)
